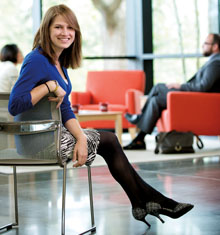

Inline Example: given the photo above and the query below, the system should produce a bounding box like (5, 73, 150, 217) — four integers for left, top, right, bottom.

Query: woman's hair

(0, 44, 19, 63)
(33, 4, 82, 69)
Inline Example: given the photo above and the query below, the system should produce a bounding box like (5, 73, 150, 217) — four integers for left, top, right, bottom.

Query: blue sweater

(8, 48, 76, 124)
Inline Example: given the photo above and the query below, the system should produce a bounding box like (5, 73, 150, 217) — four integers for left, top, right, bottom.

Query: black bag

(154, 130, 204, 154)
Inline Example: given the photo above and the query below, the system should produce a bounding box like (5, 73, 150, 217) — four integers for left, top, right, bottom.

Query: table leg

(115, 114, 122, 146)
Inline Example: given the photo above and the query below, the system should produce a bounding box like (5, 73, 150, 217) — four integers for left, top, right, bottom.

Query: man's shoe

(125, 113, 140, 124)
(123, 140, 146, 150)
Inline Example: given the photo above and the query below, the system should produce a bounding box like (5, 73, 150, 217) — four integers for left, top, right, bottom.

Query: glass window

(152, 0, 217, 84)
(154, 57, 207, 84)
(0, 0, 33, 56)
(153, 0, 210, 54)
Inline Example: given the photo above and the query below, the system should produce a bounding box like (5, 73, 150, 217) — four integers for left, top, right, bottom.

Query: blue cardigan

(8, 48, 76, 124)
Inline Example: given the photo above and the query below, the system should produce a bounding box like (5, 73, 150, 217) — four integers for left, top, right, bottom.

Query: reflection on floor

(0, 154, 220, 235)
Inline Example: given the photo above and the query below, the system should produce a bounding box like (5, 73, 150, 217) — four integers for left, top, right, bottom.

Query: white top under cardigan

(0, 61, 18, 92)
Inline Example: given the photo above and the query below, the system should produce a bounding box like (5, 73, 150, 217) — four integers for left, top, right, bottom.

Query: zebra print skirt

(60, 127, 100, 166)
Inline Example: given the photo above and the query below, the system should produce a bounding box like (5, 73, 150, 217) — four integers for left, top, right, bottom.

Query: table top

(75, 110, 122, 116)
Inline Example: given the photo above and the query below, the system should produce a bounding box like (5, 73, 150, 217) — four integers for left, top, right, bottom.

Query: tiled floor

(0, 134, 220, 235)
(0, 154, 220, 235)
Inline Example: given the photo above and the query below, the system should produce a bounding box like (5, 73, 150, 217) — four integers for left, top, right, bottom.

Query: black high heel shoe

(132, 202, 194, 227)
(156, 202, 194, 219)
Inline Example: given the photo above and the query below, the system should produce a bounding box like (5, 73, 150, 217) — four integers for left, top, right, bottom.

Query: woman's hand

(47, 81, 66, 108)
(72, 134, 88, 167)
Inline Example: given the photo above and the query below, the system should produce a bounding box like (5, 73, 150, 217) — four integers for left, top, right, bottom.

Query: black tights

(97, 131, 177, 209)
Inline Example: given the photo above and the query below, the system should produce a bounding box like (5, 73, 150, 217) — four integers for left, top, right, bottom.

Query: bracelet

(53, 80, 59, 92)
(45, 83, 50, 93)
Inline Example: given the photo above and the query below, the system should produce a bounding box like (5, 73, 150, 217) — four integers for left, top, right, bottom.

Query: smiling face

(49, 15, 75, 57)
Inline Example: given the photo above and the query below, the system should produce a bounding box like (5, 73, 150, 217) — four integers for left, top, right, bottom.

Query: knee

(104, 131, 118, 144)
(99, 131, 120, 150)
(149, 83, 164, 97)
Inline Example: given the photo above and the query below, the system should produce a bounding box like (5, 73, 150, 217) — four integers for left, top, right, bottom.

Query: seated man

(124, 33, 220, 150)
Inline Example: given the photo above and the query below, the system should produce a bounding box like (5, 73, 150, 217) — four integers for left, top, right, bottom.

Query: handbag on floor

(154, 130, 204, 154)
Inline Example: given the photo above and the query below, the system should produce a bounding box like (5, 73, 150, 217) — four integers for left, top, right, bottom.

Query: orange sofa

(71, 70, 145, 132)
(156, 91, 220, 135)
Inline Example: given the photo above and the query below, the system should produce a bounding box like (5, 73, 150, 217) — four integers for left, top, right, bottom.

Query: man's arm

(180, 60, 220, 92)
(166, 75, 196, 90)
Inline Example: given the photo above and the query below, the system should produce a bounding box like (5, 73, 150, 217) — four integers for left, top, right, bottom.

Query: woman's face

(49, 15, 75, 56)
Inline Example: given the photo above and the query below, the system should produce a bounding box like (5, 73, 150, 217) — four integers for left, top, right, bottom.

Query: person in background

(8, 4, 193, 227)
(124, 33, 220, 150)
(0, 44, 24, 92)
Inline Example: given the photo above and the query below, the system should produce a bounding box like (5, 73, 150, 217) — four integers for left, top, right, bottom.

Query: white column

(32, 0, 42, 38)
(126, 0, 143, 69)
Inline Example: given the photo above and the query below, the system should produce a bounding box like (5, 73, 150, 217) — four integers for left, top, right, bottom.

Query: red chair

(156, 91, 220, 135)
(71, 70, 145, 135)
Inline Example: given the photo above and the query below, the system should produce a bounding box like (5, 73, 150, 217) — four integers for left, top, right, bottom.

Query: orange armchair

(71, 70, 145, 131)
(156, 91, 220, 135)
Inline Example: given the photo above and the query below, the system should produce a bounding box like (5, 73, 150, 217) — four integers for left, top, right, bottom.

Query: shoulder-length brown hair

(33, 4, 82, 69)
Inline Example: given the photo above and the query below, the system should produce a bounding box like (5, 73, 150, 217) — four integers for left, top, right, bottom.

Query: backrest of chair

(86, 70, 145, 104)
(0, 93, 62, 166)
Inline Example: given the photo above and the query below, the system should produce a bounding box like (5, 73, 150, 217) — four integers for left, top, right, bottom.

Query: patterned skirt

(60, 127, 100, 166)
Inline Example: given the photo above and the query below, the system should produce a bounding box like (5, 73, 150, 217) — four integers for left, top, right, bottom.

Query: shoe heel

(146, 202, 165, 224)
(153, 213, 165, 223)
(139, 218, 151, 228)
